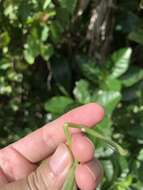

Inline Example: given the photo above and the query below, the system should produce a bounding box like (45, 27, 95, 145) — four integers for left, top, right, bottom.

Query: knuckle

(0, 148, 14, 182)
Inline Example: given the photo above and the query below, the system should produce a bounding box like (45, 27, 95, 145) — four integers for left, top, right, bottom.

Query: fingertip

(63, 103, 105, 127)
(75, 159, 103, 190)
(87, 103, 105, 124)
(71, 134, 94, 163)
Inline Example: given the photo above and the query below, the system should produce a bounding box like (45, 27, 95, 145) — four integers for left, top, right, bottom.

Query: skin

(0, 103, 104, 190)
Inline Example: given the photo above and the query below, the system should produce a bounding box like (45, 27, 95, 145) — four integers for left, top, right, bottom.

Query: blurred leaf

(78, 56, 102, 83)
(101, 77, 122, 91)
(0, 32, 10, 48)
(102, 160, 114, 182)
(113, 175, 132, 190)
(44, 96, 73, 114)
(129, 28, 143, 45)
(41, 26, 49, 42)
(122, 81, 143, 101)
(60, 0, 77, 14)
(137, 149, 143, 161)
(73, 79, 91, 104)
(121, 67, 143, 87)
(50, 21, 63, 42)
(96, 116, 112, 136)
(140, 0, 143, 9)
(110, 48, 132, 79)
(94, 91, 122, 114)
(43, 0, 52, 10)
(128, 127, 143, 140)
(40, 44, 54, 61)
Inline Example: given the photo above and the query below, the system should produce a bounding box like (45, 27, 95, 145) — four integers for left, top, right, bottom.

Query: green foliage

(1, 0, 143, 189)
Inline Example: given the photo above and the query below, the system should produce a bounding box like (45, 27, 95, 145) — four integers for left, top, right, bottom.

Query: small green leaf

(129, 28, 143, 45)
(102, 160, 114, 182)
(44, 96, 73, 114)
(62, 160, 78, 190)
(110, 48, 132, 79)
(40, 44, 53, 61)
(73, 79, 91, 104)
(43, 0, 51, 10)
(121, 67, 143, 87)
(94, 91, 121, 114)
(140, 0, 143, 9)
(101, 77, 122, 91)
(0, 32, 10, 48)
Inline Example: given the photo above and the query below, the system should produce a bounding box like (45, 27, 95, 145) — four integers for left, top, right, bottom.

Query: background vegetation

(0, 0, 143, 189)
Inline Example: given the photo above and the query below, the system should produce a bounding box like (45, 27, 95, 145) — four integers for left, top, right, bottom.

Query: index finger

(11, 103, 104, 163)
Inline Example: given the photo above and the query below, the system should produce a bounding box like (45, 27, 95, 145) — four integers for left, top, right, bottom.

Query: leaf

(101, 77, 122, 91)
(121, 67, 143, 87)
(110, 48, 132, 79)
(137, 149, 143, 161)
(122, 81, 143, 101)
(24, 28, 40, 64)
(24, 49, 35, 64)
(128, 28, 143, 45)
(0, 32, 10, 48)
(96, 116, 112, 137)
(94, 91, 121, 114)
(44, 96, 73, 114)
(62, 160, 78, 190)
(40, 44, 54, 61)
(128, 127, 143, 140)
(41, 26, 49, 42)
(60, 0, 77, 14)
(102, 160, 114, 182)
(140, 0, 143, 9)
(73, 79, 91, 104)
(50, 21, 63, 43)
(43, 0, 51, 10)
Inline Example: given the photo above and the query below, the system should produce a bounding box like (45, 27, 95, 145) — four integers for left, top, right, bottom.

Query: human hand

(0, 103, 104, 190)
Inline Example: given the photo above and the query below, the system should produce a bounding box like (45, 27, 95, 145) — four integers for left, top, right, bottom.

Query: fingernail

(49, 144, 73, 176)
(85, 159, 103, 185)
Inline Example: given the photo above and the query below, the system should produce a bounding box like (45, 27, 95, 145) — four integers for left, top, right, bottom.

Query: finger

(0, 106, 103, 182)
(12, 103, 104, 163)
(1, 144, 73, 190)
(0, 130, 94, 183)
(0, 169, 8, 186)
(76, 159, 103, 190)
(0, 147, 36, 183)
(71, 133, 95, 163)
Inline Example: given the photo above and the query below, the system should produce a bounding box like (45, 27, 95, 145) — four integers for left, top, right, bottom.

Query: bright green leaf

(101, 77, 122, 91)
(95, 91, 122, 114)
(110, 48, 132, 79)
(129, 28, 143, 45)
(102, 160, 114, 182)
(43, 0, 51, 10)
(44, 96, 73, 114)
(40, 44, 54, 61)
(73, 79, 91, 104)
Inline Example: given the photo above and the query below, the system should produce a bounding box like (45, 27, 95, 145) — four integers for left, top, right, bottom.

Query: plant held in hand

(62, 122, 128, 190)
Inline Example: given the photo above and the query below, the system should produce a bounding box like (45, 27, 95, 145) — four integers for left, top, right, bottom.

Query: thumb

(2, 144, 73, 190)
